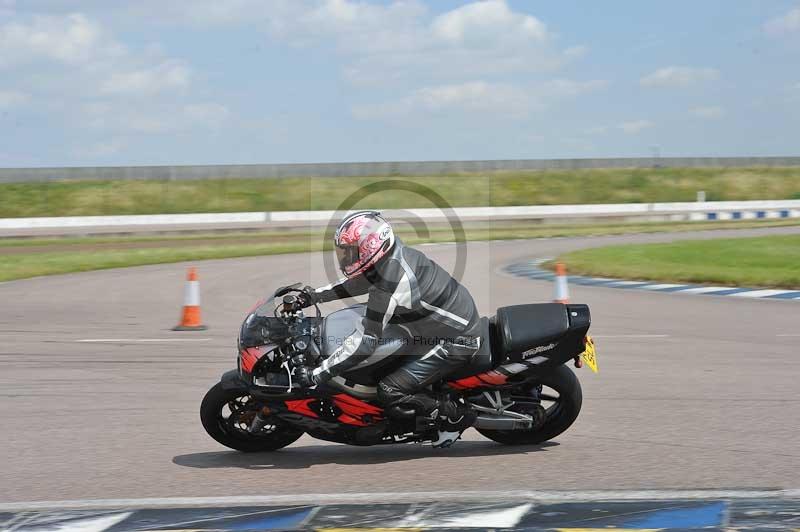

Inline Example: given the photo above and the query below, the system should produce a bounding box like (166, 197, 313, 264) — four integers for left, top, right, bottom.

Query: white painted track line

(77, 338, 213, 343)
(678, 286, 737, 294)
(640, 283, 686, 290)
(728, 289, 795, 298)
(592, 334, 670, 339)
(1, 490, 799, 512)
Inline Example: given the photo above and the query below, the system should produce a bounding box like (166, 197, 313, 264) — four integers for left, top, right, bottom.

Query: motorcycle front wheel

(200, 382, 303, 452)
(477, 364, 582, 445)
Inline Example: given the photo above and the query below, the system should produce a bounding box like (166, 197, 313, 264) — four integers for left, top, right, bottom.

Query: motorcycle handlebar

(273, 284, 321, 321)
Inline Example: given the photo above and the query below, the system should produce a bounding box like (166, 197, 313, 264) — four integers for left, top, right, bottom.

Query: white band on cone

(555, 275, 569, 302)
(184, 280, 200, 306)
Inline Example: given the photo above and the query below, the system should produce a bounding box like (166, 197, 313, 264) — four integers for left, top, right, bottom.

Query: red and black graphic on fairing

(284, 394, 384, 427)
(240, 346, 270, 373)
(284, 398, 318, 418)
(448, 369, 509, 390)
(332, 394, 384, 426)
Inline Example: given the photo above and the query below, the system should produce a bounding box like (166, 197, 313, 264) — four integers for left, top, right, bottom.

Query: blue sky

(1, 0, 799, 167)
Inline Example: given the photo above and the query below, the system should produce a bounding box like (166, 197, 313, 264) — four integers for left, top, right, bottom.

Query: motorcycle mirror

(274, 282, 302, 297)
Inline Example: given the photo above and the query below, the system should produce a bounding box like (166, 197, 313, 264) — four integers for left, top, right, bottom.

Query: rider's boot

(384, 393, 475, 447)
(431, 397, 477, 448)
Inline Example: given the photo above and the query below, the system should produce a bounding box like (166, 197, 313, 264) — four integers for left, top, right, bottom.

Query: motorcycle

(201, 284, 597, 451)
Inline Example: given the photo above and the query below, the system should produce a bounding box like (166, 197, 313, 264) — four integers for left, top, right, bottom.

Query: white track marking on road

(76, 338, 212, 343)
(607, 280, 650, 286)
(401, 502, 533, 528)
(592, 334, 670, 339)
(640, 284, 686, 290)
(777, 334, 800, 337)
(677, 286, 737, 294)
(728, 289, 796, 298)
(2, 490, 799, 512)
(150, 506, 314, 530)
(18, 511, 132, 532)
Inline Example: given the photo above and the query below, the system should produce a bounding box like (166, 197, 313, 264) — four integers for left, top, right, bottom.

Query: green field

(2, 219, 799, 282)
(556, 234, 800, 289)
(1, 167, 799, 218)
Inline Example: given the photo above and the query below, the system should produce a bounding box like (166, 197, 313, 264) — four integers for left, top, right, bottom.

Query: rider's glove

(294, 366, 317, 389)
(296, 287, 317, 309)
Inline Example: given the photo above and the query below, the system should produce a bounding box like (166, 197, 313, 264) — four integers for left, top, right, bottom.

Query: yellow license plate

(581, 336, 598, 373)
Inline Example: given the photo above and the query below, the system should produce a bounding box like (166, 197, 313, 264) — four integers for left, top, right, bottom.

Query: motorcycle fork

(248, 405, 274, 433)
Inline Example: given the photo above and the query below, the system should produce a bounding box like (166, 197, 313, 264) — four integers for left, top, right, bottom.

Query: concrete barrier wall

(1, 157, 800, 183)
(2, 200, 799, 232)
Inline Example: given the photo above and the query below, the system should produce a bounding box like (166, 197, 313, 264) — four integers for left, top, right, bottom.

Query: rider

(295, 211, 481, 447)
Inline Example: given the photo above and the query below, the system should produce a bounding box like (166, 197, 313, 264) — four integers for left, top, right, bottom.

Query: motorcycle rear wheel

(200, 382, 303, 452)
(477, 365, 582, 445)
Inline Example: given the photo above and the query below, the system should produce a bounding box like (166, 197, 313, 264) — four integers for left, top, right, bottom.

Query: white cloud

(353, 78, 608, 120)
(0, 13, 121, 67)
(431, 0, 547, 46)
(354, 81, 532, 119)
(765, 6, 800, 35)
(0, 89, 28, 108)
(0, 13, 195, 100)
(349, 0, 572, 84)
(126, 0, 581, 86)
(0, 12, 200, 97)
(690, 106, 725, 119)
(100, 60, 191, 95)
(619, 120, 654, 134)
(0, 11, 225, 138)
(542, 78, 609, 96)
(640, 66, 719, 88)
(84, 101, 230, 133)
(170, 0, 269, 27)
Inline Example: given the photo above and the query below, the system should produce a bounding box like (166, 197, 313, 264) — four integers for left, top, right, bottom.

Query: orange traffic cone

(553, 262, 570, 304)
(173, 267, 207, 331)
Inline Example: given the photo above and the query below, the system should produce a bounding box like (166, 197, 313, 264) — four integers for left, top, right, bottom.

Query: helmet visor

(335, 244, 360, 275)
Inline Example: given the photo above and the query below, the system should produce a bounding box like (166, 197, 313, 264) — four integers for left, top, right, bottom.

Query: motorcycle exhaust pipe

(472, 414, 533, 431)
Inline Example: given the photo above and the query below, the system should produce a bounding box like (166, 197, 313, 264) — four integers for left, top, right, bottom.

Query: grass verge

(556, 234, 800, 289)
(1, 167, 799, 217)
(1, 219, 799, 283)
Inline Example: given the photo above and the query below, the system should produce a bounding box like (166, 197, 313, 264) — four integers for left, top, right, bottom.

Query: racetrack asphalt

(1, 226, 799, 504)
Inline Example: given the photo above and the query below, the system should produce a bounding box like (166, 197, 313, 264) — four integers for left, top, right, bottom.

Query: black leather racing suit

(312, 238, 482, 416)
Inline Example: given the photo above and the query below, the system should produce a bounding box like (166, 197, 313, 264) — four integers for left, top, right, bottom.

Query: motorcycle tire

(200, 382, 303, 452)
(477, 364, 582, 445)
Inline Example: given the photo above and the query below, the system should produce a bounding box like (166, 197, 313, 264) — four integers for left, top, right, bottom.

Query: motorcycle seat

(494, 303, 570, 359)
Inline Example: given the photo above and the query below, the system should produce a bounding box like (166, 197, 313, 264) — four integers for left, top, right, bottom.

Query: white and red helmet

(334, 211, 395, 278)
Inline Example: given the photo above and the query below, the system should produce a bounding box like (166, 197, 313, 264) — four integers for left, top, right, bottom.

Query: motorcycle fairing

(331, 393, 384, 426)
(448, 362, 533, 390)
(285, 398, 318, 418)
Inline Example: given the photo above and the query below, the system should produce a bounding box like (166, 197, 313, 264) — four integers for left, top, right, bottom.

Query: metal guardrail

(1, 157, 800, 183)
(2, 200, 799, 232)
